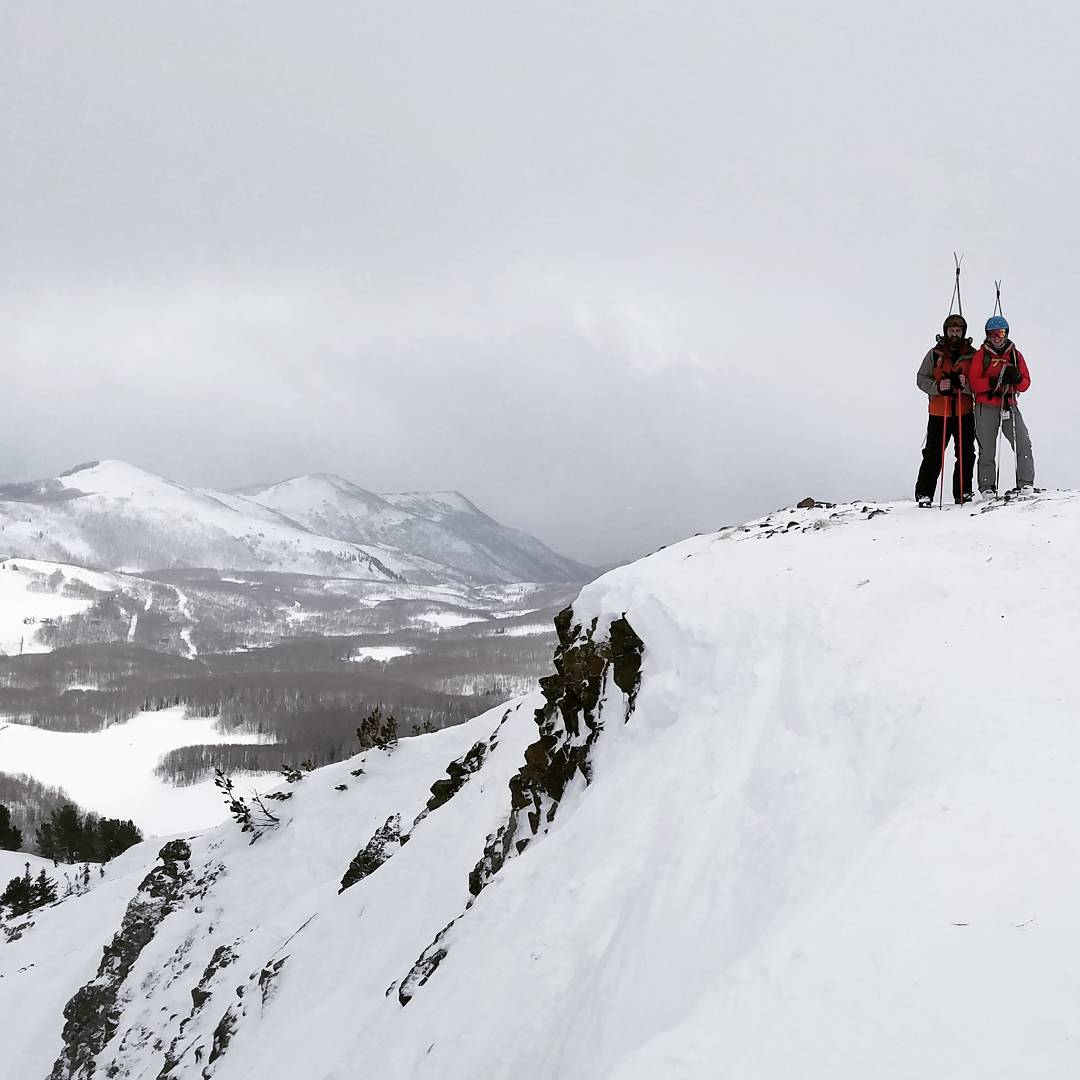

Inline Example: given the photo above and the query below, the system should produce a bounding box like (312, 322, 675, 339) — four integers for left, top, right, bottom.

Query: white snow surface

(5, 493, 1080, 1078)
(0, 562, 95, 655)
(489, 621, 551, 636)
(0, 849, 55, 883)
(0, 558, 155, 655)
(0, 708, 271, 836)
(348, 645, 415, 663)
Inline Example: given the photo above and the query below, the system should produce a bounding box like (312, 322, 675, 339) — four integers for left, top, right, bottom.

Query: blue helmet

(985, 315, 1009, 334)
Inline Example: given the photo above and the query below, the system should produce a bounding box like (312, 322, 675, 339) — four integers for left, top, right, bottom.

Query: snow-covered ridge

(6, 492, 1079, 1078)
(0, 460, 591, 586)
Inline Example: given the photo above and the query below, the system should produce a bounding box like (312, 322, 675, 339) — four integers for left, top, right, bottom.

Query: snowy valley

(0, 460, 589, 842)
(4, 492, 1078, 1078)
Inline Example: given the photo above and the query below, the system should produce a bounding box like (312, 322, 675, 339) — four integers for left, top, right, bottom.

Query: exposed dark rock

(258, 957, 287, 1009)
(338, 710, 513, 892)
(736, 501, 892, 542)
(469, 610, 643, 898)
(49, 841, 193, 1080)
(398, 608, 644, 1006)
(411, 708, 511, 830)
(208, 1001, 240, 1065)
(397, 919, 455, 1006)
(157, 942, 242, 1077)
(424, 741, 488, 814)
(339, 814, 403, 893)
(609, 616, 645, 715)
(191, 944, 240, 1010)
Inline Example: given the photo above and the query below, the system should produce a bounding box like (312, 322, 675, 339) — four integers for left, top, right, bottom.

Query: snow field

(348, 645, 416, 663)
(0, 560, 110, 655)
(0, 708, 272, 835)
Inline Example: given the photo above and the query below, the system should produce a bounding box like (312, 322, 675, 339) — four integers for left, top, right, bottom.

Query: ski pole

(957, 391, 965, 504)
(1010, 395, 1022, 491)
(938, 394, 948, 509)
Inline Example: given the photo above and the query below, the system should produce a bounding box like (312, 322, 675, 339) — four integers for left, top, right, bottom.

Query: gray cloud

(3, 1, 1080, 564)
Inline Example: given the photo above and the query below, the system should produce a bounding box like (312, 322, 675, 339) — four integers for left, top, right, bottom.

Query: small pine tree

(0, 804, 23, 851)
(5, 866, 59, 911)
(356, 705, 399, 753)
(0, 864, 35, 917)
(33, 868, 58, 907)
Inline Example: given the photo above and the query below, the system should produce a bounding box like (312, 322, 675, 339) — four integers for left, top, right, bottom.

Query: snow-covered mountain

(0, 461, 591, 585)
(239, 473, 591, 584)
(6, 492, 1077, 1078)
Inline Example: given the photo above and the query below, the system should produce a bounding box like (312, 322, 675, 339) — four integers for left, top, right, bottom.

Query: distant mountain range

(0, 461, 592, 585)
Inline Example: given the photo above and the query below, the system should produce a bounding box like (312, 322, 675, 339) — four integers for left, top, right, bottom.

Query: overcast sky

(3, 2, 1079, 565)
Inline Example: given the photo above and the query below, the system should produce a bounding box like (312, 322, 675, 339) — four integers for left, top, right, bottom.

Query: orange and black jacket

(916, 343, 974, 417)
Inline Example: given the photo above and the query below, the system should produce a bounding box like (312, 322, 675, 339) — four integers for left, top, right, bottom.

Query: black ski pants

(915, 411, 975, 503)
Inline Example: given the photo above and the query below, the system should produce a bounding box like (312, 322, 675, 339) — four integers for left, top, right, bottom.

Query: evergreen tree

(51, 803, 83, 863)
(0, 804, 23, 851)
(0, 864, 59, 916)
(34, 817, 56, 861)
(356, 705, 399, 752)
(0, 864, 34, 917)
(34, 804, 142, 863)
(32, 868, 57, 907)
(96, 817, 142, 860)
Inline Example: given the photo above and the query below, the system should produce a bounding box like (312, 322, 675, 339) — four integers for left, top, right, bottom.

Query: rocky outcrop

(338, 710, 514, 894)
(156, 942, 242, 1077)
(469, 609, 643, 896)
(410, 708, 512, 829)
(49, 840, 193, 1080)
(397, 608, 644, 1005)
(339, 814, 404, 893)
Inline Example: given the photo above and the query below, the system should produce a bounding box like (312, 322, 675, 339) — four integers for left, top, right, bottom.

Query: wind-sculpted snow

(9, 493, 1080, 1079)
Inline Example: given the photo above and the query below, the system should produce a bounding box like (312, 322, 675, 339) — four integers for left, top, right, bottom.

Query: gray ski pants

(974, 401, 1035, 491)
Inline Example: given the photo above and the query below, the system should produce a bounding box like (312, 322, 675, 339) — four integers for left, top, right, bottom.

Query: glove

(937, 377, 955, 393)
(1000, 365, 1021, 386)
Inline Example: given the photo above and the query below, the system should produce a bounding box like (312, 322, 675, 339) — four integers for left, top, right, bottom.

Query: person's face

(946, 326, 964, 339)
(988, 328, 1007, 346)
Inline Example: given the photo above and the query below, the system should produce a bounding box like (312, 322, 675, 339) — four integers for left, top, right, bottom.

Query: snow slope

(5, 492, 1080, 1079)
